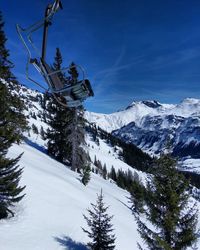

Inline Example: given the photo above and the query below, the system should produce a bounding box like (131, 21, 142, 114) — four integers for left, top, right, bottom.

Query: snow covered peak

(181, 98, 200, 105)
(126, 100, 161, 110)
(141, 100, 162, 108)
(85, 101, 158, 133)
(85, 98, 200, 133)
(170, 98, 200, 117)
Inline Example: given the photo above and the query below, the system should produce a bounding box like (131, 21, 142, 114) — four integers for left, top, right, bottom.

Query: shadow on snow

(24, 138, 47, 154)
(54, 236, 88, 250)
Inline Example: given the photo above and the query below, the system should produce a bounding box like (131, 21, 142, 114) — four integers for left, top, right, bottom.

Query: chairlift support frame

(16, 0, 94, 108)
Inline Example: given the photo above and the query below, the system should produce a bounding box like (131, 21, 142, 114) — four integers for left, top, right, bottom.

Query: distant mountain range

(85, 99, 200, 159)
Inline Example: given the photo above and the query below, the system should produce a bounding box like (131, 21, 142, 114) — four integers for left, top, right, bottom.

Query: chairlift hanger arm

(16, 0, 94, 108)
(42, 0, 63, 61)
(16, 0, 63, 90)
(20, 0, 62, 35)
(16, 0, 62, 59)
(53, 0, 63, 11)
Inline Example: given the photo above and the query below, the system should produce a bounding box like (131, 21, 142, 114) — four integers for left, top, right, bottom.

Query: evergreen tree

(0, 154, 25, 219)
(0, 12, 27, 219)
(102, 164, 107, 179)
(45, 49, 74, 165)
(0, 12, 27, 142)
(32, 123, 38, 134)
(40, 126, 45, 140)
(45, 97, 73, 164)
(136, 154, 198, 250)
(0, 11, 13, 80)
(109, 166, 117, 182)
(116, 169, 126, 189)
(31, 112, 37, 120)
(68, 61, 79, 84)
(129, 172, 145, 214)
(82, 190, 116, 250)
(45, 49, 88, 171)
(0, 83, 26, 219)
(124, 169, 134, 189)
(67, 62, 89, 172)
(53, 48, 63, 71)
(94, 155, 98, 166)
(67, 107, 87, 172)
(81, 164, 91, 186)
(53, 47, 65, 83)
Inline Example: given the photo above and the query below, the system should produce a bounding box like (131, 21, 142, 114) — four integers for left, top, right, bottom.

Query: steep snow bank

(0, 143, 140, 250)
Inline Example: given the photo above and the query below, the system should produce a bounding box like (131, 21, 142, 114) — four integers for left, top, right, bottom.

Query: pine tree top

(82, 190, 116, 250)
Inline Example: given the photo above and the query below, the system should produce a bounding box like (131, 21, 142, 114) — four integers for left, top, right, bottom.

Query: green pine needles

(0, 11, 27, 219)
(0, 153, 25, 219)
(82, 190, 116, 250)
(136, 154, 198, 250)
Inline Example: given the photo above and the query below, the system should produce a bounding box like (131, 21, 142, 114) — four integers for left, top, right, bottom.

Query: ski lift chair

(16, 0, 94, 108)
(40, 59, 94, 107)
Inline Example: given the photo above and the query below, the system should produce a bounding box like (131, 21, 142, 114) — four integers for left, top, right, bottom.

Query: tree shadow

(25, 138, 47, 154)
(116, 197, 132, 211)
(54, 236, 88, 250)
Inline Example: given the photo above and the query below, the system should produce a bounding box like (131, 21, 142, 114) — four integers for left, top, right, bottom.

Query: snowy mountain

(6, 79, 200, 174)
(86, 99, 200, 160)
(7, 79, 200, 173)
(1, 81, 200, 249)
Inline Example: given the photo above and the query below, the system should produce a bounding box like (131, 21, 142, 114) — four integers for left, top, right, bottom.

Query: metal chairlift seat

(40, 59, 94, 107)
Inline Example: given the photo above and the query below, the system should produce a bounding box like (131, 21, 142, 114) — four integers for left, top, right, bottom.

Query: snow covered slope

(0, 143, 140, 250)
(0, 81, 151, 249)
(0, 142, 199, 250)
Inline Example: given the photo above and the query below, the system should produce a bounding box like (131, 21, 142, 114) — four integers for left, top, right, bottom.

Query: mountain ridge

(85, 98, 200, 172)
(85, 98, 200, 133)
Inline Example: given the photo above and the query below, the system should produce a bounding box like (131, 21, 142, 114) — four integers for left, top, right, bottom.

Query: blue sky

(1, 0, 200, 113)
